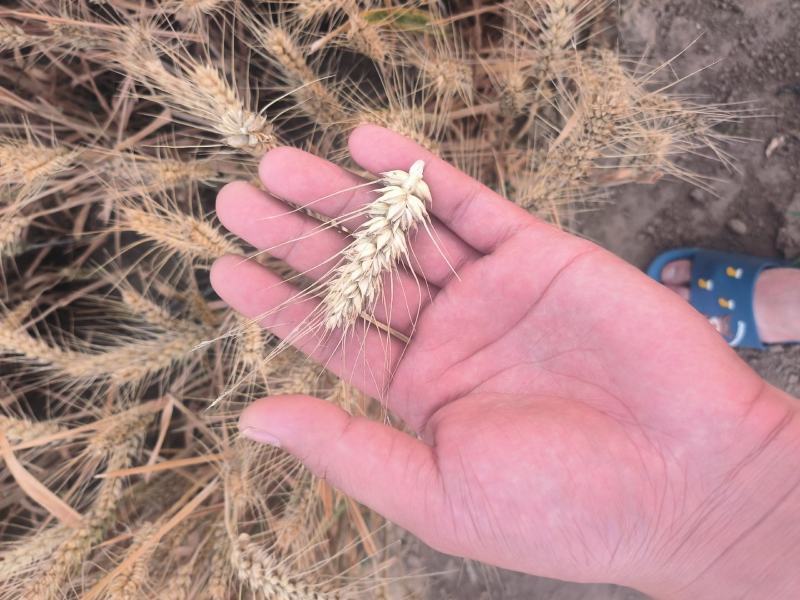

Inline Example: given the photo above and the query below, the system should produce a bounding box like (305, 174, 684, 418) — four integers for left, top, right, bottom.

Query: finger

(239, 395, 444, 537)
(259, 147, 480, 288)
(349, 124, 560, 253)
(211, 255, 403, 399)
(216, 181, 434, 334)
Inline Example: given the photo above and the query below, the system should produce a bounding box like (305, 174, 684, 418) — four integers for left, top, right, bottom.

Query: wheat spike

(118, 33, 277, 155)
(292, 0, 354, 23)
(230, 532, 343, 600)
(108, 523, 158, 600)
(259, 25, 346, 125)
(120, 204, 240, 260)
(0, 527, 70, 583)
(22, 442, 138, 599)
(519, 58, 632, 211)
(191, 64, 277, 154)
(206, 527, 229, 600)
(0, 214, 28, 258)
(0, 416, 64, 444)
(0, 138, 74, 188)
(0, 22, 33, 51)
(321, 160, 431, 332)
(0, 312, 209, 384)
(343, 7, 389, 62)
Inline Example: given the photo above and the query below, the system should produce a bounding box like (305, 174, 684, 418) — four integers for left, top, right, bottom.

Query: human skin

(210, 125, 800, 598)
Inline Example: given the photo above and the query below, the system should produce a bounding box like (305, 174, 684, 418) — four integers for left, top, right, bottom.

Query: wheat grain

(321, 160, 431, 332)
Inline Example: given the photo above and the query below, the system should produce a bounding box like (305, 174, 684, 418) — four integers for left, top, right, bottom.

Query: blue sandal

(647, 248, 793, 349)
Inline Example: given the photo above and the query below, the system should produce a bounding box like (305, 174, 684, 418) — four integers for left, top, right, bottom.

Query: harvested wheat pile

(0, 1, 735, 598)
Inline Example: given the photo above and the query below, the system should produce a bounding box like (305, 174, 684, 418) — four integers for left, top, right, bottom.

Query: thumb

(239, 395, 444, 535)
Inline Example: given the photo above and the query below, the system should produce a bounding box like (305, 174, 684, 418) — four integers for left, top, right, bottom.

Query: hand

(211, 125, 800, 598)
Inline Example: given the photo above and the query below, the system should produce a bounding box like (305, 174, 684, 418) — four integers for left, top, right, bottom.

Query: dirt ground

(410, 0, 800, 597)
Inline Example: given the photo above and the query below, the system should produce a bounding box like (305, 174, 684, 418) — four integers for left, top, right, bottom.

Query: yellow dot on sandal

(726, 266, 743, 279)
(718, 297, 735, 310)
(698, 278, 714, 290)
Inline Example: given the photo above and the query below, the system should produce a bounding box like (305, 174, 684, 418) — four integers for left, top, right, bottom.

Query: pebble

(727, 218, 748, 235)
(689, 188, 706, 203)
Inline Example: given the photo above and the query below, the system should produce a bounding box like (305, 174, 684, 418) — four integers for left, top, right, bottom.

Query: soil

(409, 0, 800, 597)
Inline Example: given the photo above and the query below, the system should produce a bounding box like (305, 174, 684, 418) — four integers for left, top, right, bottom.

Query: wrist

(637, 384, 800, 599)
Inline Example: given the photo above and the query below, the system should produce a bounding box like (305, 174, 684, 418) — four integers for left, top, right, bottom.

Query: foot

(661, 260, 800, 344)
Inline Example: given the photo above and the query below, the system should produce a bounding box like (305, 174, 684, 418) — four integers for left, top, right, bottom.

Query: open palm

(211, 125, 799, 597)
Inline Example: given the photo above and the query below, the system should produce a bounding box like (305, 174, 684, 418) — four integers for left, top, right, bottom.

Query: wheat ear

(0, 23, 33, 51)
(320, 160, 431, 332)
(0, 214, 28, 258)
(0, 416, 64, 444)
(107, 522, 158, 600)
(230, 532, 343, 600)
(22, 441, 138, 599)
(258, 25, 346, 126)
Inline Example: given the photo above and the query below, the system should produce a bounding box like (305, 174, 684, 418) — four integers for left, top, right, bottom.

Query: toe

(661, 259, 691, 285)
(666, 284, 690, 301)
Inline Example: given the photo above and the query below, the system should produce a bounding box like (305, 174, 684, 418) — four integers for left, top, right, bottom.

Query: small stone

(689, 188, 706, 203)
(727, 218, 748, 235)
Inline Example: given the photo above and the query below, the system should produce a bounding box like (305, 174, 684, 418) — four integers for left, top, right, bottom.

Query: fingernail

(662, 264, 675, 280)
(240, 425, 282, 447)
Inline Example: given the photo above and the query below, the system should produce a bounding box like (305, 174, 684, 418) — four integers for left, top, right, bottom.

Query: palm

(212, 126, 771, 589)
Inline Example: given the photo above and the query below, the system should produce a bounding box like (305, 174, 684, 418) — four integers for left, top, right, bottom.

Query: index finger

(348, 124, 556, 254)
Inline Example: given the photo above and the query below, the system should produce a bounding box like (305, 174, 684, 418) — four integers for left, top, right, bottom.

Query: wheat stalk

(321, 160, 431, 332)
